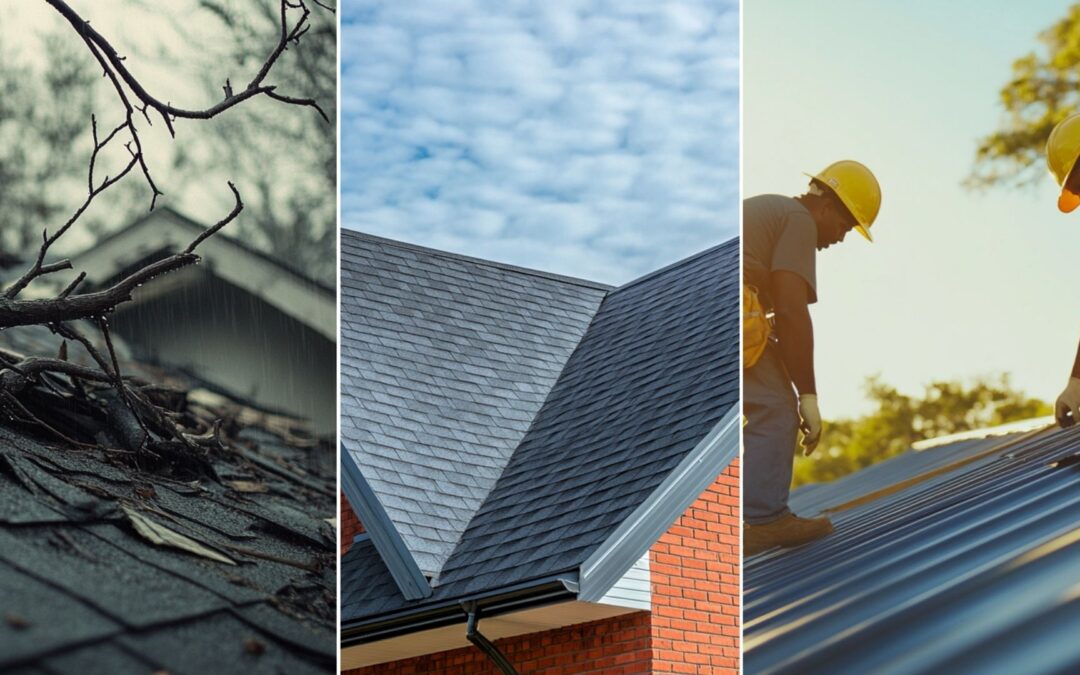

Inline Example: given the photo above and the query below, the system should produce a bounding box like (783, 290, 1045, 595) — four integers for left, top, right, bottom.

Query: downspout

(462, 601, 519, 675)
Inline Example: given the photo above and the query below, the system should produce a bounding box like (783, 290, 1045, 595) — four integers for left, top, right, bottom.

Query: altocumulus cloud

(341, 0, 738, 284)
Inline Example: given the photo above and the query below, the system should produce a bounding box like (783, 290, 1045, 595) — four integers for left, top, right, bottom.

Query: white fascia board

(341, 450, 432, 601)
(578, 403, 739, 602)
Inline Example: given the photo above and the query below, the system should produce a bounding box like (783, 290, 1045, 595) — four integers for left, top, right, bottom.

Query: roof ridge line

(341, 228, 614, 292)
(612, 236, 738, 294)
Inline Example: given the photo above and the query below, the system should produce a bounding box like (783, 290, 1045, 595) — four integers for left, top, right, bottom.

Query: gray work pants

(744, 342, 799, 524)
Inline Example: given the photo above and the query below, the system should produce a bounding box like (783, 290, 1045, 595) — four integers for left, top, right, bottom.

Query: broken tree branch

(0, 1, 326, 474)
(0, 186, 242, 329)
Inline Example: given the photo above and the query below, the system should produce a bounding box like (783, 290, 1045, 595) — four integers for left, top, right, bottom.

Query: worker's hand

(798, 394, 822, 455)
(1055, 377, 1080, 428)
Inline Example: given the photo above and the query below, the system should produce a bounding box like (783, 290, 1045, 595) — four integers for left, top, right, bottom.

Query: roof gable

(341, 235, 739, 624)
(340, 230, 609, 579)
(434, 238, 740, 596)
(67, 207, 334, 340)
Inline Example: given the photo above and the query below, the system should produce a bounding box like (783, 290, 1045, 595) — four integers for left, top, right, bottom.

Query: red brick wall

(342, 463, 740, 673)
(341, 492, 365, 556)
(649, 459, 740, 673)
(344, 612, 652, 675)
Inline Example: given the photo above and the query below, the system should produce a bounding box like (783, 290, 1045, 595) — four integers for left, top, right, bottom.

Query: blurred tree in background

(0, 1, 335, 285)
(793, 375, 1051, 488)
(969, 3, 1080, 188)
(170, 0, 337, 284)
(0, 35, 96, 263)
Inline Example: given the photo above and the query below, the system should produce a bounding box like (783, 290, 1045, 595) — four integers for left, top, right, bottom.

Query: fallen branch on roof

(0, 1, 328, 472)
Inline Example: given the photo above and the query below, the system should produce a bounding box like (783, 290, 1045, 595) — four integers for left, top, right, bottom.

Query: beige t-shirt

(743, 194, 818, 310)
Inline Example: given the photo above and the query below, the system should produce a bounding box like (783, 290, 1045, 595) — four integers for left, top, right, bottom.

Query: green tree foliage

(792, 375, 1051, 488)
(969, 4, 1080, 188)
(0, 35, 96, 261)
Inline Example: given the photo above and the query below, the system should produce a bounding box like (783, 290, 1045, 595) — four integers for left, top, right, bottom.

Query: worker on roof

(743, 160, 881, 556)
(1045, 114, 1080, 427)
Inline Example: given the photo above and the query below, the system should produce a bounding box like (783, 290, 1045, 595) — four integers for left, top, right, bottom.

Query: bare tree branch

(0, 1, 327, 470)
(0, 186, 243, 328)
(45, 0, 328, 125)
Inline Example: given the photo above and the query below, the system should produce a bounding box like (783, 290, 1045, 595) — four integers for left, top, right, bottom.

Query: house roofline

(341, 227, 614, 292)
(341, 574, 579, 647)
(69, 207, 335, 340)
(577, 403, 740, 602)
(614, 236, 738, 294)
(92, 206, 334, 294)
(339, 403, 741, 635)
(341, 450, 432, 601)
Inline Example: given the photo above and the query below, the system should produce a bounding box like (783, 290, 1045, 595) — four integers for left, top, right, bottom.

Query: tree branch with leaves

(969, 4, 1080, 188)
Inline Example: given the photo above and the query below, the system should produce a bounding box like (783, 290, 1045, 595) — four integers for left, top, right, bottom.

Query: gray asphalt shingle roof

(341, 234, 739, 623)
(340, 230, 609, 577)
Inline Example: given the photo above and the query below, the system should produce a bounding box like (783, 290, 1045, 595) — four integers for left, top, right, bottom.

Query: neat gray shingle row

(341, 234, 738, 623)
(340, 230, 609, 577)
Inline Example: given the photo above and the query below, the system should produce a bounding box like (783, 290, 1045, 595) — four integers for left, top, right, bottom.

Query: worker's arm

(1055, 339, 1080, 428)
(770, 270, 816, 396)
(771, 270, 822, 454)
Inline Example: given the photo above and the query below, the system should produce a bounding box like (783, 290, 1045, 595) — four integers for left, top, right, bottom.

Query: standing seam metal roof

(744, 424, 1080, 675)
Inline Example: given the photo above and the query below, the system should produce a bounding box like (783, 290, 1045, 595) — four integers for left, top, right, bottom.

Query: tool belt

(743, 284, 771, 369)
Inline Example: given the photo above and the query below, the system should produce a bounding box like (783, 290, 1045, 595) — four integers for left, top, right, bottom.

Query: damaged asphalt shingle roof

(341, 234, 739, 621)
(0, 421, 336, 674)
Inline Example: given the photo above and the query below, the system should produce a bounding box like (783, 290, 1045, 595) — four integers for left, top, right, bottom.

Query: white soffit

(341, 601, 643, 670)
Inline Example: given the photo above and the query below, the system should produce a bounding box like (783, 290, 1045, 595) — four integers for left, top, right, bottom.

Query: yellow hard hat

(805, 160, 881, 242)
(1046, 113, 1080, 213)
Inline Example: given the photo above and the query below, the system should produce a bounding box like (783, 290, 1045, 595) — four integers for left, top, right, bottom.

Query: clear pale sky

(745, 0, 1080, 418)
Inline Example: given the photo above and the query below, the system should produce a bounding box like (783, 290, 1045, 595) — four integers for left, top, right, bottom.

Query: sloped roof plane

(340, 230, 610, 581)
(340, 233, 739, 640)
(433, 239, 740, 596)
(744, 424, 1080, 674)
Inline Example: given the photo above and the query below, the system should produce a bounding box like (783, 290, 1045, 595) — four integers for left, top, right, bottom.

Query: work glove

(1055, 377, 1080, 428)
(798, 394, 822, 455)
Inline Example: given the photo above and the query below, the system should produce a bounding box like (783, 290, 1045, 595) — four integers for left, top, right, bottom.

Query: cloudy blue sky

(340, 0, 738, 284)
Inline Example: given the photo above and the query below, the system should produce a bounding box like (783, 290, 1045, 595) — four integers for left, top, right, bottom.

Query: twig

(0, 186, 243, 329)
(45, 0, 328, 125)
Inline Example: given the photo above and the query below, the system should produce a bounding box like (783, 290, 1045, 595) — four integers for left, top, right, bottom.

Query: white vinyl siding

(596, 550, 651, 610)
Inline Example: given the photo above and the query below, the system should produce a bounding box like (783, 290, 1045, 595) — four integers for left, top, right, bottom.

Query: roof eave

(341, 450, 432, 601)
(341, 574, 580, 647)
(577, 403, 740, 601)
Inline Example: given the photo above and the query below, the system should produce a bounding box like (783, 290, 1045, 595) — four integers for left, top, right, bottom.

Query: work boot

(744, 513, 833, 556)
